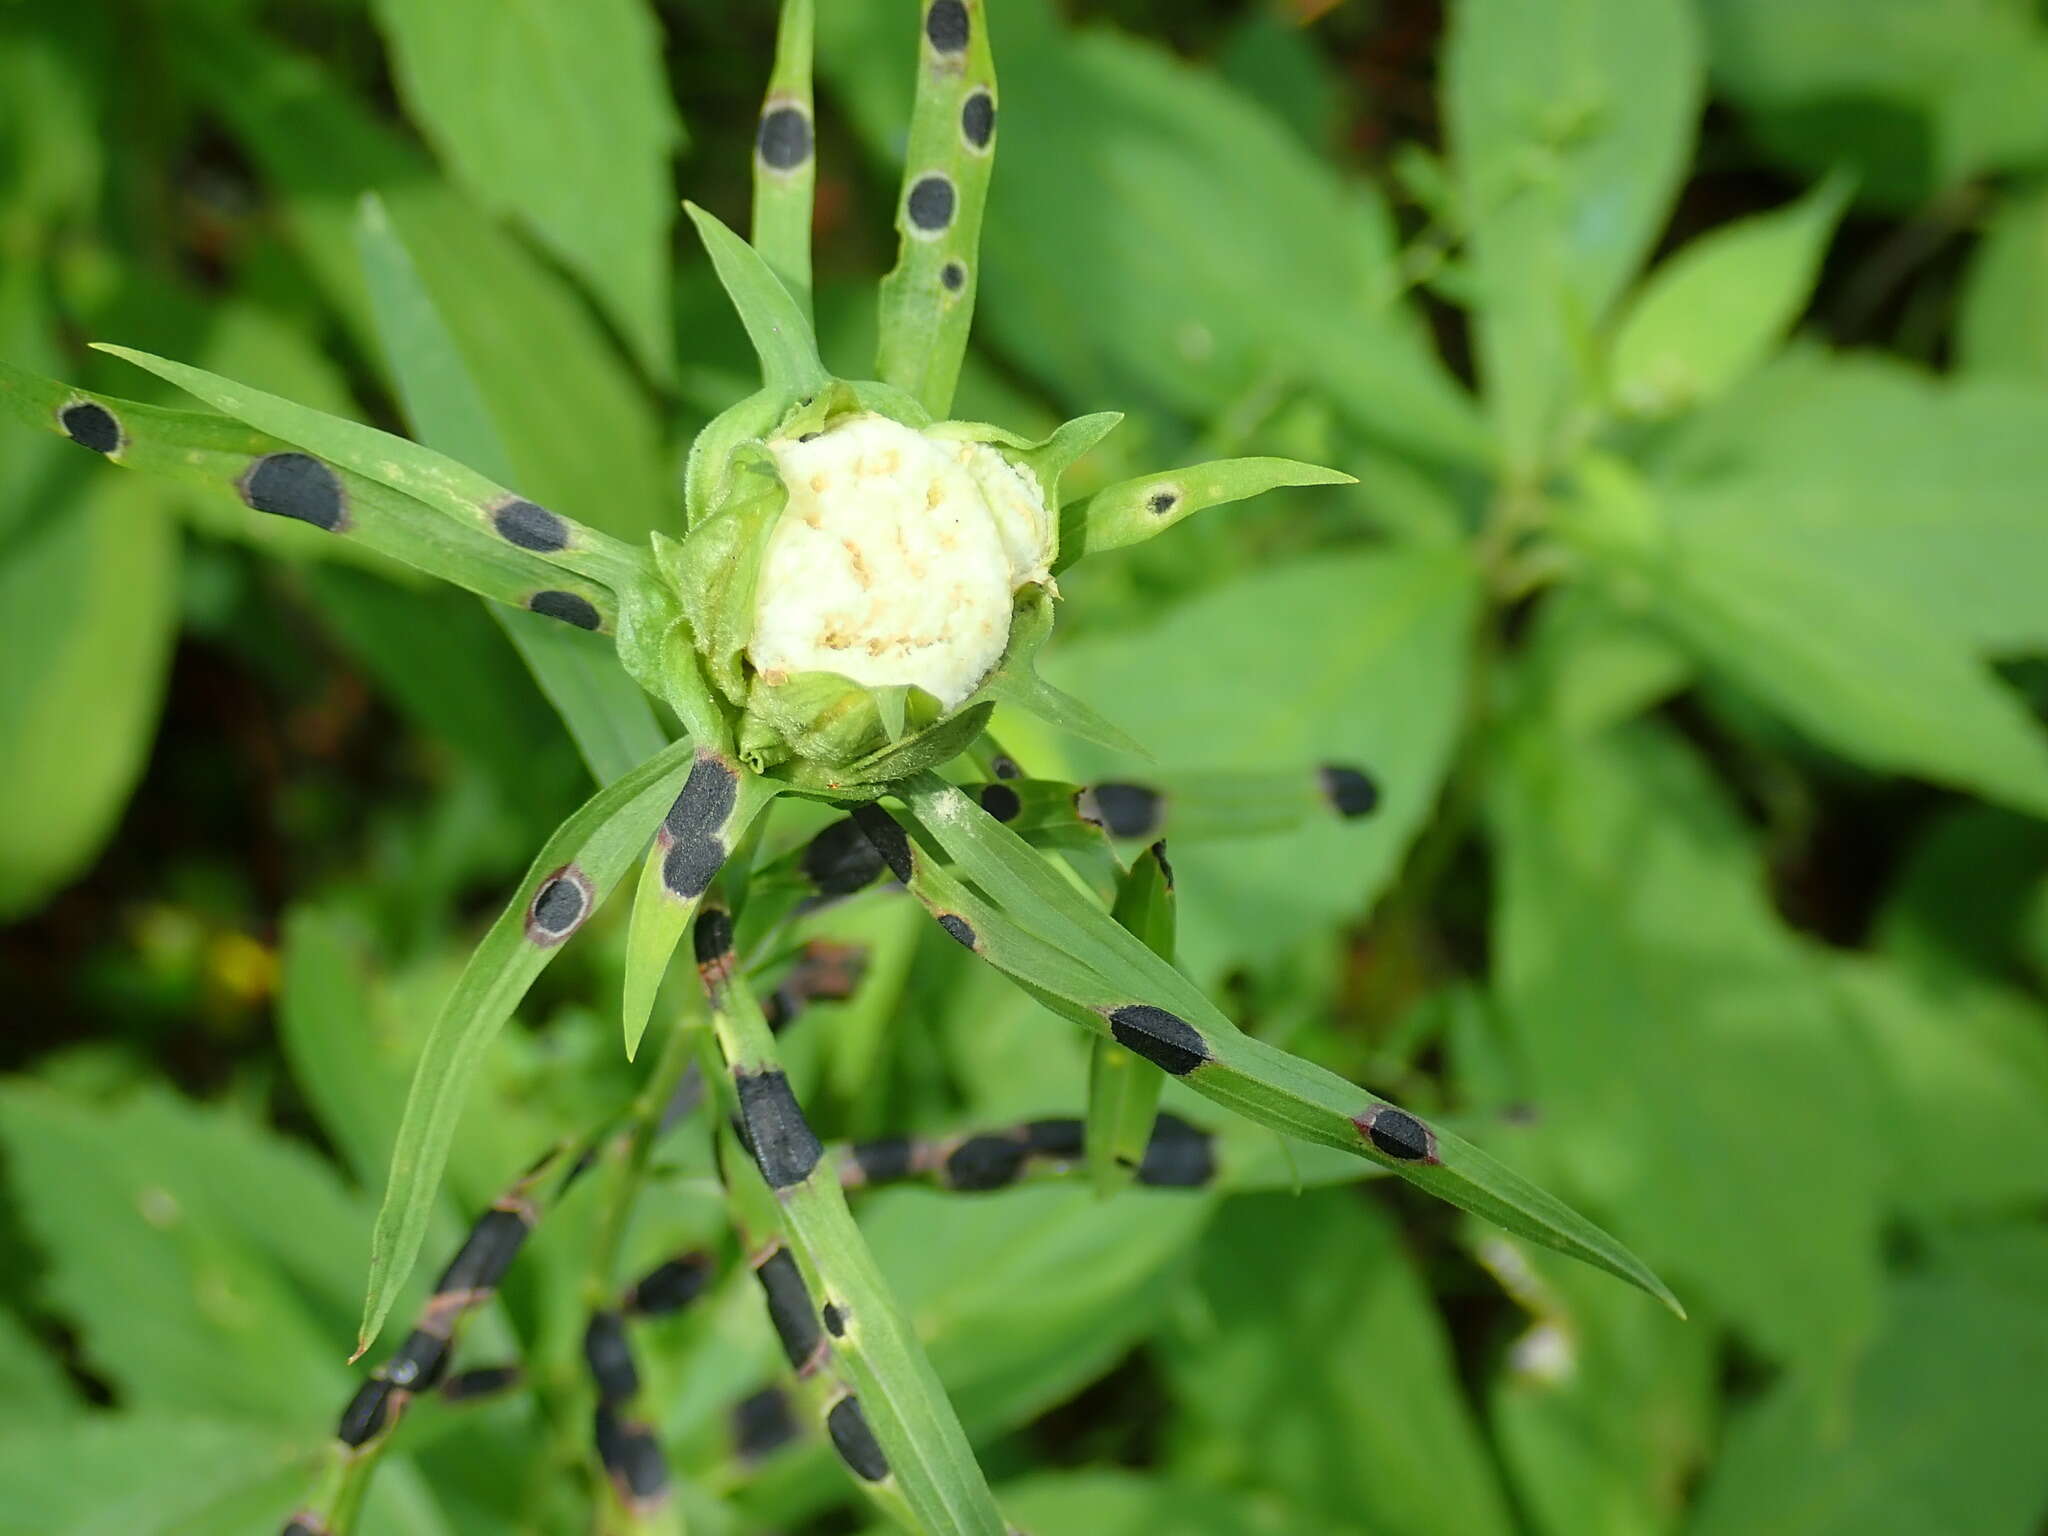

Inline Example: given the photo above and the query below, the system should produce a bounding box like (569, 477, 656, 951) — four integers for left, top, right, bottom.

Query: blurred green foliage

(4, 0, 2048, 1532)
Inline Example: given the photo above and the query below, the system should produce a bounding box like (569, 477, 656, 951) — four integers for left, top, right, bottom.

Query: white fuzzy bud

(749, 413, 1052, 709)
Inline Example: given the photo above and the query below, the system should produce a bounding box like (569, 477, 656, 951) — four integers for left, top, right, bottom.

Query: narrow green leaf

(352, 191, 665, 784)
(876, 0, 999, 415)
(93, 344, 648, 595)
(752, 0, 818, 316)
(1085, 843, 1176, 1194)
(1057, 456, 1353, 569)
(888, 780, 1684, 1315)
(357, 736, 696, 1356)
(684, 201, 829, 399)
(0, 360, 615, 633)
(622, 758, 782, 1059)
(700, 946, 1008, 1534)
(1609, 175, 1847, 416)
(367, 0, 682, 382)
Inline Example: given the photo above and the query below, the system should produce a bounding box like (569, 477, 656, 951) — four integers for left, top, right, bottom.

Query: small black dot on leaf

(1321, 763, 1381, 819)
(529, 590, 601, 630)
(1147, 488, 1180, 515)
(1362, 1107, 1434, 1162)
(906, 174, 956, 234)
(925, 0, 970, 53)
(242, 452, 346, 531)
(941, 260, 968, 293)
(526, 866, 591, 945)
(59, 400, 121, 454)
(936, 913, 977, 949)
(961, 89, 995, 150)
(757, 104, 813, 171)
(492, 498, 569, 553)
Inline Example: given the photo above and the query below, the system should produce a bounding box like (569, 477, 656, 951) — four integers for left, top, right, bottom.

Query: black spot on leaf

(827, 1395, 890, 1482)
(936, 913, 977, 949)
(1138, 1113, 1215, 1187)
(664, 837, 726, 900)
(583, 1311, 640, 1404)
(736, 1070, 824, 1188)
(945, 1134, 1026, 1191)
(1320, 763, 1381, 819)
(851, 805, 914, 884)
(529, 590, 601, 630)
(1023, 1118, 1085, 1157)
(1080, 782, 1162, 839)
(925, 0, 970, 53)
(243, 452, 346, 531)
(1147, 488, 1179, 515)
(1363, 1106, 1435, 1162)
(961, 89, 995, 150)
(848, 1137, 914, 1185)
(525, 866, 591, 945)
(594, 1403, 669, 1499)
(337, 1377, 398, 1447)
(386, 1328, 451, 1392)
(755, 1246, 823, 1370)
(59, 400, 121, 454)
(434, 1207, 532, 1296)
(1108, 1004, 1209, 1076)
(942, 260, 968, 293)
(492, 497, 569, 552)
(822, 1302, 846, 1337)
(732, 1386, 798, 1461)
(906, 174, 956, 234)
(692, 907, 735, 969)
(978, 782, 1021, 821)
(802, 815, 888, 897)
(438, 1364, 520, 1401)
(758, 103, 813, 170)
(626, 1253, 712, 1317)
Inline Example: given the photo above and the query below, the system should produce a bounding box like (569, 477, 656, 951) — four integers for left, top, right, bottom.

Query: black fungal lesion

(662, 756, 739, 900)
(941, 259, 969, 293)
(1148, 839, 1176, 892)
(944, 1133, 1027, 1191)
(754, 1245, 826, 1372)
(439, 1363, 521, 1401)
(1319, 763, 1381, 820)
(978, 781, 1021, 821)
(936, 912, 978, 950)
(528, 589, 602, 631)
(58, 399, 122, 455)
(1107, 1003, 1210, 1076)
(337, 1377, 399, 1448)
(732, 1385, 800, 1462)
(282, 1517, 332, 1536)
(961, 89, 996, 151)
(625, 1252, 713, 1317)
(906, 173, 957, 235)
(845, 1135, 915, 1187)
(1359, 1105, 1437, 1163)
(594, 1401, 670, 1502)
(851, 805, 915, 884)
(692, 906, 737, 991)
(925, 0, 970, 54)
(736, 1069, 825, 1189)
(1146, 486, 1181, 516)
(826, 1395, 891, 1483)
(490, 496, 570, 553)
(241, 451, 348, 532)
(1138, 1112, 1216, 1187)
(583, 1311, 641, 1404)
(821, 1301, 846, 1337)
(525, 865, 593, 946)
(757, 100, 814, 171)
(1078, 781, 1164, 839)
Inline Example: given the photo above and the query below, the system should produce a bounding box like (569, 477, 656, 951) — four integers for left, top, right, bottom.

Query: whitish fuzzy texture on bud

(750, 413, 1053, 709)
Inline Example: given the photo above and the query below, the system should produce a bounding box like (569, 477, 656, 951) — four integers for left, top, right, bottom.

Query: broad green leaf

(1484, 1234, 1717, 1536)
(1056, 456, 1354, 570)
(888, 782, 1683, 1315)
(818, 0, 1483, 464)
(875, 0, 998, 416)
(1609, 177, 1846, 417)
(685, 202, 829, 400)
(1646, 350, 2048, 655)
(367, 0, 679, 382)
(1163, 1190, 1516, 1536)
(0, 473, 175, 918)
(1047, 545, 1475, 976)
(1448, 0, 1702, 473)
(353, 191, 666, 785)
(1703, 0, 2048, 205)
(359, 736, 695, 1355)
(97, 345, 648, 596)
(1958, 181, 2048, 382)
(170, 17, 670, 542)
(1830, 958, 2048, 1218)
(1490, 715, 1884, 1377)
(0, 1085, 360, 1423)
(752, 0, 818, 314)
(1689, 1228, 2048, 1536)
